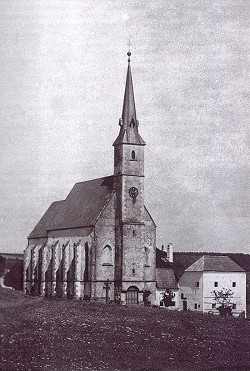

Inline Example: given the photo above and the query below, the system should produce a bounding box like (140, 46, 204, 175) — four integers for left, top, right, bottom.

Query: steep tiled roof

(185, 255, 244, 272)
(28, 176, 114, 238)
(28, 201, 64, 239)
(156, 268, 178, 289)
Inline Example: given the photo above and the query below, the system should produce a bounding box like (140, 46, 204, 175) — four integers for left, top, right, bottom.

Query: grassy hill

(1, 288, 250, 370)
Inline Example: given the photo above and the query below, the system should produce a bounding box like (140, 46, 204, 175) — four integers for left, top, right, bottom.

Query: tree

(211, 288, 234, 316)
(0, 255, 6, 277)
(161, 289, 175, 307)
(4, 260, 23, 291)
(143, 289, 152, 306)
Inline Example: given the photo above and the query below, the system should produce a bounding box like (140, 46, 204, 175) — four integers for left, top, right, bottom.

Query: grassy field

(1, 288, 250, 371)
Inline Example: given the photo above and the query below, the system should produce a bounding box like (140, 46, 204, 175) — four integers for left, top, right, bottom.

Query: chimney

(167, 243, 173, 262)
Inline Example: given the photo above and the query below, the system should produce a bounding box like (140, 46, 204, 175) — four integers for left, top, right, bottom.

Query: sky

(0, 0, 249, 254)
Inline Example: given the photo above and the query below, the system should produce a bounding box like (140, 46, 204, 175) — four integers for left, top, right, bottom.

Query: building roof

(172, 252, 250, 280)
(113, 54, 145, 146)
(156, 248, 172, 268)
(185, 255, 245, 272)
(156, 268, 178, 289)
(28, 176, 114, 239)
(155, 249, 178, 290)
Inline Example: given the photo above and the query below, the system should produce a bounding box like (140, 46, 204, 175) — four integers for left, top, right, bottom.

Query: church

(23, 51, 158, 305)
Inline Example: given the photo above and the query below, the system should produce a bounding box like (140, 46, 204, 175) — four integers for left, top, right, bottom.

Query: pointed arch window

(131, 150, 136, 160)
(102, 245, 113, 266)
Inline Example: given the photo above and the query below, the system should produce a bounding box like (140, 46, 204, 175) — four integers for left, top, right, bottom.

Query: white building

(178, 255, 246, 316)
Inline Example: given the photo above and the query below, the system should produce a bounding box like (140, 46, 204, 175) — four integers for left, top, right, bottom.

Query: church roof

(28, 201, 64, 239)
(185, 255, 245, 272)
(28, 176, 114, 239)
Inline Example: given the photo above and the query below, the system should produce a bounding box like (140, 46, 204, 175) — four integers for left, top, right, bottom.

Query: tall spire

(122, 51, 137, 127)
(113, 51, 145, 146)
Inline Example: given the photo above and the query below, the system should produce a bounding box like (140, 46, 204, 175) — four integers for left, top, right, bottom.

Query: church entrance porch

(126, 286, 139, 305)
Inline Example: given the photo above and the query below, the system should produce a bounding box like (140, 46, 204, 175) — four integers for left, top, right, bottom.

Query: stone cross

(103, 279, 111, 303)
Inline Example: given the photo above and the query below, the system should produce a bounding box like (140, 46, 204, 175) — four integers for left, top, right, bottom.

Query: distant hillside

(0, 253, 23, 260)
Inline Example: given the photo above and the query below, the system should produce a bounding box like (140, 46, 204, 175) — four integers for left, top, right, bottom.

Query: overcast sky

(0, 0, 249, 254)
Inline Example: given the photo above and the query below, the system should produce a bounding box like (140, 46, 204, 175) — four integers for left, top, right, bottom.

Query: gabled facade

(23, 52, 157, 305)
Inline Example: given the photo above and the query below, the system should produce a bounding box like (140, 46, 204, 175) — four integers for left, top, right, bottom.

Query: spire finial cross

(127, 38, 132, 62)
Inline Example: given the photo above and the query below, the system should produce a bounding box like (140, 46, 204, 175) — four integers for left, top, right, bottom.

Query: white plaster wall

(155, 289, 163, 306)
(203, 271, 246, 314)
(178, 272, 203, 312)
(178, 271, 246, 315)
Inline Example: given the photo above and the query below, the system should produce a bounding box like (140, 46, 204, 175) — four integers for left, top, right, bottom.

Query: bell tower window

(130, 117, 136, 127)
(131, 150, 136, 160)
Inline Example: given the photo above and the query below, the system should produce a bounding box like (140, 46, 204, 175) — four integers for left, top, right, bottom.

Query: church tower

(113, 51, 155, 304)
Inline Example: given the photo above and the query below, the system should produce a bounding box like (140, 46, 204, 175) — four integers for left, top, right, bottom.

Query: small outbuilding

(178, 255, 246, 316)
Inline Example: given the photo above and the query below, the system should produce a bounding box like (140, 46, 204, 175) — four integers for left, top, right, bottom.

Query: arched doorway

(126, 286, 139, 305)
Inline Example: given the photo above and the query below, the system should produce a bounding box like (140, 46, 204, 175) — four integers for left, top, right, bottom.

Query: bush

(4, 260, 23, 291)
